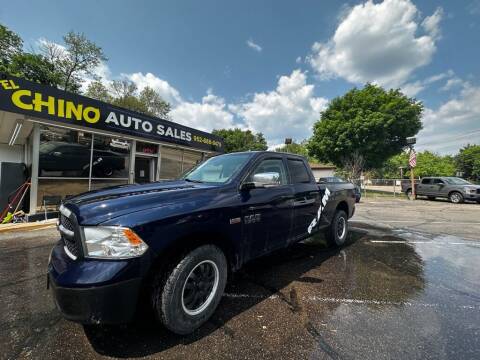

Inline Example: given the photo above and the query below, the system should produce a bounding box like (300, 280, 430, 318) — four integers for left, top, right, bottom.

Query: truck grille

(59, 206, 82, 259)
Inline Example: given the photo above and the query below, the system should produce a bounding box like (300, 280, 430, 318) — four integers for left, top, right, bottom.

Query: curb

(0, 218, 58, 233)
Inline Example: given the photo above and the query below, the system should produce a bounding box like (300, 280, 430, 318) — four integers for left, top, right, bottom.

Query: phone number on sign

(193, 136, 222, 148)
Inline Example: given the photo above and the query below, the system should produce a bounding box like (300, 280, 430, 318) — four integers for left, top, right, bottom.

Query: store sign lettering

(105, 112, 192, 141)
(0, 74, 224, 151)
(10, 88, 101, 124)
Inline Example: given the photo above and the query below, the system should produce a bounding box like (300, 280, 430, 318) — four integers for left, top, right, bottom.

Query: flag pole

(410, 147, 415, 200)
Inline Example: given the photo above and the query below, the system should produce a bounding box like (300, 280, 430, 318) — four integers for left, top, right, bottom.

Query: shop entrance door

(135, 157, 156, 184)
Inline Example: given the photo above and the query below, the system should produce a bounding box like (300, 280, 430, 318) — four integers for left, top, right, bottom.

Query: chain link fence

(352, 178, 417, 198)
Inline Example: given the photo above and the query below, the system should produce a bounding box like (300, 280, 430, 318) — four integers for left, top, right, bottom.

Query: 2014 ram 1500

(48, 151, 355, 334)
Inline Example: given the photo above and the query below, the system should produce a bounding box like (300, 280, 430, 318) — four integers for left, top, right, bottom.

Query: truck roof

(225, 151, 307, 159)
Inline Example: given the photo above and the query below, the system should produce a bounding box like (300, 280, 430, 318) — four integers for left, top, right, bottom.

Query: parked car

(318, 176, 361, 203)
(39, 141, 125, 177)
(48, 151, 356, 335)
(401, 177, 480, 203)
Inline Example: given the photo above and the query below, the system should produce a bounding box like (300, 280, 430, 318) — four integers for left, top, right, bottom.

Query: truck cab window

(248, 159, 287, 185)
(421, 178, 432, 185)
(287, 159, 311, 184)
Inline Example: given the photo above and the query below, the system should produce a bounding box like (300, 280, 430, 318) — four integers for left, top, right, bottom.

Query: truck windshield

(444, 177, 472, 185)
(183, 153, 252, 183)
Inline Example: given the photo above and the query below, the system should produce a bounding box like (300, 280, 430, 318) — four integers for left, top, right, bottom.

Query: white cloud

(308, 0, 443, 89)
(234, 69, 328, 146)
(295, 56, 302, 64)
(440, 77, 466, 92)
(418, 84, 480, 153)
(468, 0, 480, 15)
(169, 90, 235, 132)
(401, 71, 453, 97)
(421, 7, 444, 40)
(246, 39, 262, 52)
(126, 72, 182, 106)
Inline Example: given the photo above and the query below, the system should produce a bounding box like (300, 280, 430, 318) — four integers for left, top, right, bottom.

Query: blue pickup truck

(48, 151, 355, 334)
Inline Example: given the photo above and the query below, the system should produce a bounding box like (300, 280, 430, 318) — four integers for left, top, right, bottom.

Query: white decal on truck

(307, 187, 331, 234)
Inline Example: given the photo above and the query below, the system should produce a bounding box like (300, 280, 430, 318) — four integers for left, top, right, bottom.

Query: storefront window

(136, 142, 158, 155)
(160, 146, 182, 179)
(183, 150, 203, 173)
(37, 178, 89, 211)
(91, 134, 130, 179)
(39, 126, 92, 177)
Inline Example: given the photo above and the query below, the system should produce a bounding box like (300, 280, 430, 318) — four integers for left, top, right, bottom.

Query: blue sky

(1, 0, 479, 153)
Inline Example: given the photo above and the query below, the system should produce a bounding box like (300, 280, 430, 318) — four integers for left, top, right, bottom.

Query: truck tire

(325, 210, 348, 247)
(152, 245, 227, 335)
(449, 191, 464, 204)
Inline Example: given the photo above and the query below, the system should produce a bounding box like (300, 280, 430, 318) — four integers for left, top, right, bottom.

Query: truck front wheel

(326, 210, 348, 247)
(152, 245, 227, 335)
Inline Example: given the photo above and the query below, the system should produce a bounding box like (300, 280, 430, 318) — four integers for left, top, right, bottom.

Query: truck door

(418, 178, 432, 195)
(287, 158, 321, 241)
(240, 157, 294, 258)
(432, 178, 447, 197)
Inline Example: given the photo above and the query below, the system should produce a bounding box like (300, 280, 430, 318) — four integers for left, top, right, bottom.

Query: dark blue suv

(48, 151, 355, 334)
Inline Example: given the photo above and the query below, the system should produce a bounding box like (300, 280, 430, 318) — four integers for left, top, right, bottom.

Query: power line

(416, 128, 480, 147)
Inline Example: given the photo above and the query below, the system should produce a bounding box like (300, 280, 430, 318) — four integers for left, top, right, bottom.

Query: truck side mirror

(240, 172, 281, 191)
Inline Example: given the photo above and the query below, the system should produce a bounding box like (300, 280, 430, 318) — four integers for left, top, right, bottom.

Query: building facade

(0, 74, 224, 215)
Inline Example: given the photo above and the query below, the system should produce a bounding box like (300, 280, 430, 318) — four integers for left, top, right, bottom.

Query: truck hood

(64, 180, 220, 225)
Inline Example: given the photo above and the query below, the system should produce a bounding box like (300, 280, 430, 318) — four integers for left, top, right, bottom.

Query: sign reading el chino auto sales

(0, 74, 224, 152)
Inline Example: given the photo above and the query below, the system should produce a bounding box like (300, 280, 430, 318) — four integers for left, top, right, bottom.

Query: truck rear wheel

(152, 245, 227, 335)
(326, 210, 348, 247)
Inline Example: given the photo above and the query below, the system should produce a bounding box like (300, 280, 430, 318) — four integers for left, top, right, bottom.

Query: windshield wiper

(184, 178, 204, 183)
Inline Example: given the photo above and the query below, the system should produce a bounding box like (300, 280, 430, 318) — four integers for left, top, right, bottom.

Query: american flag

(409, 150, 417, 168)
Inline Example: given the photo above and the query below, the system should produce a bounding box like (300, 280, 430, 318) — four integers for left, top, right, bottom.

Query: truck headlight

(464, 187, 475, 194)
(82, 226, 148, 258)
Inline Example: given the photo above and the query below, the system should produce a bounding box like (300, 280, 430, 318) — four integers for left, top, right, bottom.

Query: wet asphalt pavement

(1, 199, 480, 359)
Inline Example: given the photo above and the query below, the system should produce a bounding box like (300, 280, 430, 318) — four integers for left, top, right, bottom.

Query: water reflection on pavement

(1, 225, 479, 359)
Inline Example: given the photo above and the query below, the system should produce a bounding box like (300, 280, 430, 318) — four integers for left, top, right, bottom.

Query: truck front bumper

(48, 274, 142, 324)
(48, 240, 145, 324)
(464, 193, 480, 201)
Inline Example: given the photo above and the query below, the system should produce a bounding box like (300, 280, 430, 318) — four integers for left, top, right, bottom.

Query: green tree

(0, 24, 23, 65)
(212, 128, 268, 153)
(41, 31, 107, 92)
(0, 23, 64, 87)
(456, 144, 480, 181)
(308, 84, 423, 176)
(7, 53, 62, 86)
(85, 80, 112, 103)
(139, 87, 171, 118)
(86, 79, 171, 118)
(375, 151, 456, 178)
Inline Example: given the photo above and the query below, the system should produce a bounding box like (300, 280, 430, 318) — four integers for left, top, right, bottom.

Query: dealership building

(0, 74, 224, 216)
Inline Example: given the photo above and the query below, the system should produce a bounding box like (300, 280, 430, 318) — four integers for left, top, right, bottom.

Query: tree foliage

(456, 144, 480, 181)
(40, 31, 107, 92)
(308, 84, 423, 171)
(374, 151, 456, 179)
(0, 24, 23, 65)
(6, 53, 62, 86)
(211, 128, 268, 153)
(85, 80, 171, 118)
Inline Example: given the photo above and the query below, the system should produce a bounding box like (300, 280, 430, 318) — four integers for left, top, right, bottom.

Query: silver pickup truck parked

(402, 177, 480, 203)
